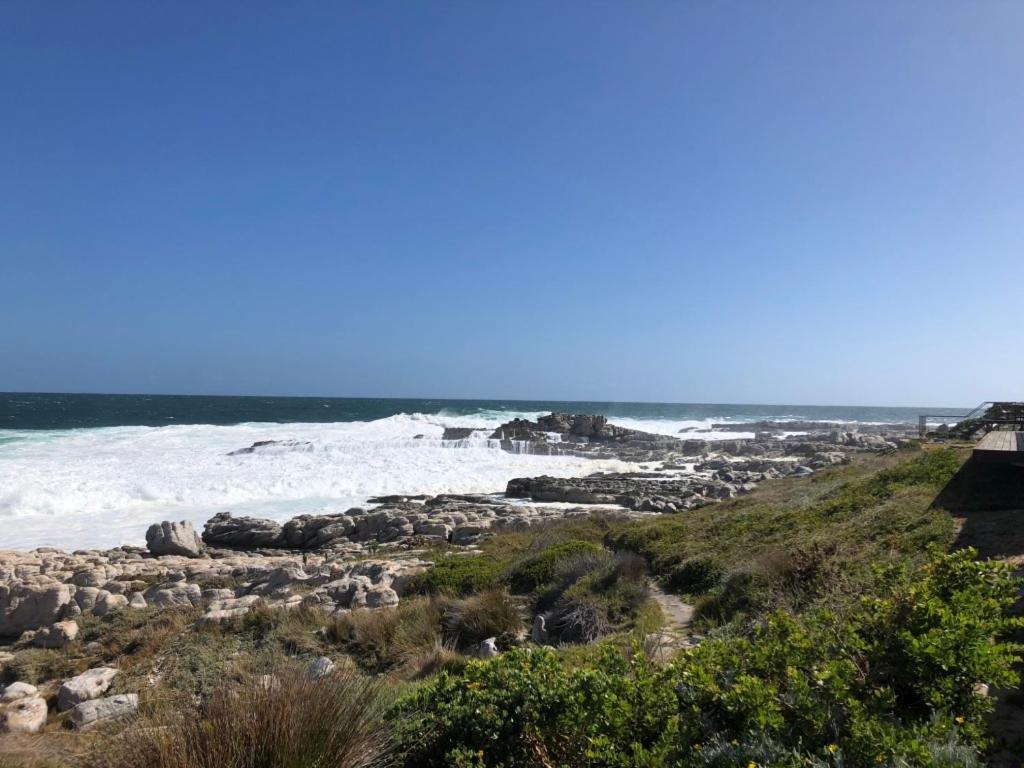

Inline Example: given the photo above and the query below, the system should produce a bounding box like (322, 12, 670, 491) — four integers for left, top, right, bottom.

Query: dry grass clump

(81, 664, 392, 768)
(439, 589, 523, 649)
(325, 598, 442, 673)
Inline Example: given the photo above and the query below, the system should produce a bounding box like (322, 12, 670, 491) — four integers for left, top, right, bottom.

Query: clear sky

(2, 2, 1021, 407)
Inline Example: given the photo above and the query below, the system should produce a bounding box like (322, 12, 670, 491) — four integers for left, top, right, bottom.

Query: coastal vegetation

(1, 446, 1021, 767)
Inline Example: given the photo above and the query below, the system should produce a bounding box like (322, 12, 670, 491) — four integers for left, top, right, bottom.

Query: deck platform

(974, 431, 1024, 463)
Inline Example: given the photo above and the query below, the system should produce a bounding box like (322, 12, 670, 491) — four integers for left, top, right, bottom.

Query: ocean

(0, 394, 966, 552)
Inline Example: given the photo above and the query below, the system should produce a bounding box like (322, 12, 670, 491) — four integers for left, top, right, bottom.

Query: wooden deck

(974, 430, 1024, 463)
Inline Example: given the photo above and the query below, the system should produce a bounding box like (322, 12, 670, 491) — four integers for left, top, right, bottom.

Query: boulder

(58, 667, 118, 711)
(146, 521, 204, 558)
(451, 523, 490, 545)
(94, 592, 129, 616)
(0, 682, 38, 704)
(32, 620, 79, 649)
(305, 656, 335, 680)
(144, 582, 201, 608)
(202, 512, 283, 549)
(413, 521, 451, 538)
(362, 586, 399, 609)
(281, 513, 354, 549)
(71, 693, 138, 729)
(0, 695, 48, 734)
(0, 582, 75, 637)
(473, 637, 499, 659)
(530, 615, 548, 645)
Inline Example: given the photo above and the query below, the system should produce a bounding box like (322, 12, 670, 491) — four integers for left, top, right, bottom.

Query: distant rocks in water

(489, 413, 686, 462)
(228, 439, 313, 456)
(707, 420, 917, 436)
(146, 520, 204, 558)
(442, 427, 483, 441)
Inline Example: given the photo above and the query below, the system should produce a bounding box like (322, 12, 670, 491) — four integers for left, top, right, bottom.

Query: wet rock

(442, 427, 482, 441)
(228, 439, 312, 456)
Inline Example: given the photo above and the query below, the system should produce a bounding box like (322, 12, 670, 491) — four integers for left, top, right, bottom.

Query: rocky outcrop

(442, 427, 481, 441)
(298, 558, 427, 617)
(202, 512, 284, 549)
(228, 439, 312, 456)
(489, 413, 686, 462)
(146, 520, 204, 558)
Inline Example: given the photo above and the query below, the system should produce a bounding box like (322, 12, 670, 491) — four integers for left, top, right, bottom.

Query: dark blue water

(0, 392, 967, 431)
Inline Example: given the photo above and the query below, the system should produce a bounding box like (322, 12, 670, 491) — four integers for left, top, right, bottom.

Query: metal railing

(918, 402, 1024, 439)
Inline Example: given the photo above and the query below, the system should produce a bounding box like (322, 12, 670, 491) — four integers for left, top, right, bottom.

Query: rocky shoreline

(0, 413, 915, 734)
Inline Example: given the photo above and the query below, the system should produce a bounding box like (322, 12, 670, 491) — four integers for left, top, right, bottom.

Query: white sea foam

(0, 412, 639, 551)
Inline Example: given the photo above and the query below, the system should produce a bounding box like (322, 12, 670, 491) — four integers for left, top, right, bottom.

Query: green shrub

(509, 540, 604, 593)
(412, 554, 505, 596)
(392, 645, 678, 768)
(665, 556, 723, 595)
(394, 549, 1021, 767)
(675, 548, 1021, 764)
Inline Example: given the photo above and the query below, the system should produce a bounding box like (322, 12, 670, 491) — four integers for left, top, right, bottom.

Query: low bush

(509, 540, 604, 593)
(411, 554, 505, 597)
(664, 556, 723, 595)
(392, 645, 678, 768)
(83, 664, 392, 768)
(393, 549, 1021, 767)
(547, 597, 611, 643)
(542, 551, 650, 643)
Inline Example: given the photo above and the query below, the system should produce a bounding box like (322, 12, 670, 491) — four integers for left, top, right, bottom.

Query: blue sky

(2, 2, 1021, 407)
